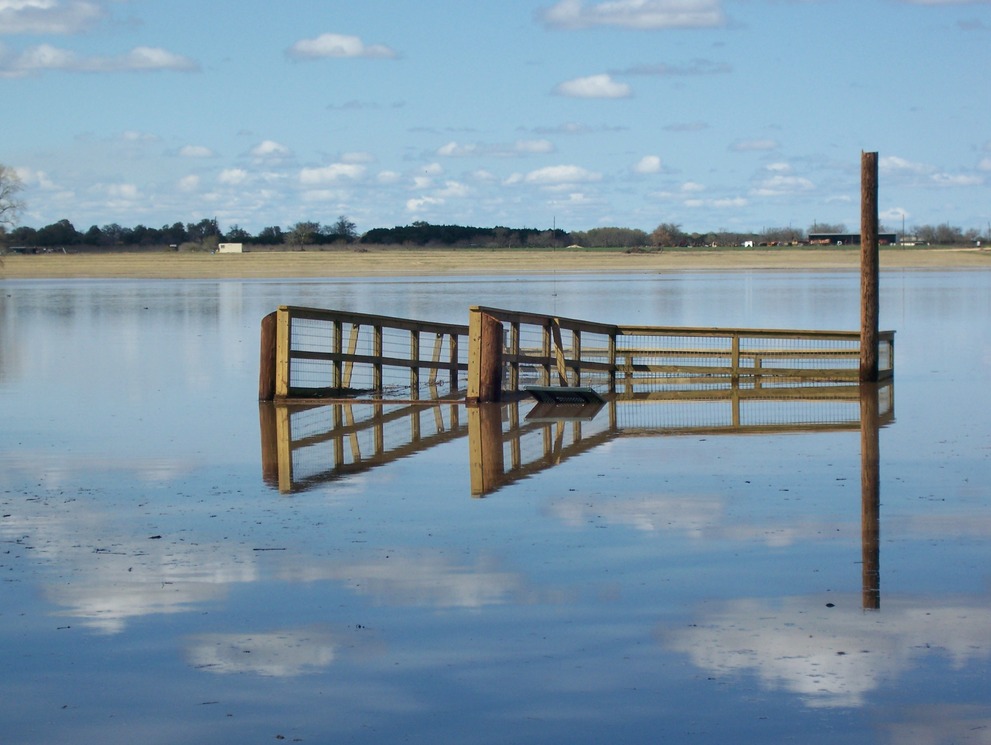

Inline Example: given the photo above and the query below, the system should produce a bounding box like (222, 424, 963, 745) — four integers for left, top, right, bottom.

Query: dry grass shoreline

(2, 247, 989, 280)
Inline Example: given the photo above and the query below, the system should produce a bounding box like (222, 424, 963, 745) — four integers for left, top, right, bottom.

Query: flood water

(2, 269, 990, 744)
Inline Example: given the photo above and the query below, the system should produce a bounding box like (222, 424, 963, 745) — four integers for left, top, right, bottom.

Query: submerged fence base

(259, 304, 894, 403)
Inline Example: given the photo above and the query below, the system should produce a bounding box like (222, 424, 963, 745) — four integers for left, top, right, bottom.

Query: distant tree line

(3, 214, 988, 251)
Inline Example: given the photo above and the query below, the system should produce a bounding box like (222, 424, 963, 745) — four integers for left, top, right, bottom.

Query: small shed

(218, 242, 244, 254)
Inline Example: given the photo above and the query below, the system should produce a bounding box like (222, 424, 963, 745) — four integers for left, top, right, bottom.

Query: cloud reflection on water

(665, 594, 991, 709)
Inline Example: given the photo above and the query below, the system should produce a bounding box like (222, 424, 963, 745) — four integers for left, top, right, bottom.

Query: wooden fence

(467, 305, 894, 402)
(260, 306, 469, 400)
(259, 304, 894, 401)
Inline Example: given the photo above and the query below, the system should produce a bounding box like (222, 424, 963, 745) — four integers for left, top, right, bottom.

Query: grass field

(1, 246, 988, 279)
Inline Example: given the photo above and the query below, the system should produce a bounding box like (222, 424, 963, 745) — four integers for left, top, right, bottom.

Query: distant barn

(218, 242, 245, 254)
(808, 233, 897, 246)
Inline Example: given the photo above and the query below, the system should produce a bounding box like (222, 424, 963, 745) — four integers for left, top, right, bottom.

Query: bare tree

(0, 164, 25, 231)
(287, 221, 321, 249)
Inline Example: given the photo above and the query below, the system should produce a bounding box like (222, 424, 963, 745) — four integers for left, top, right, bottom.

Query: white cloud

(752, 174, 815, 197)
(930, 173, 983, 187)
(765, 162, 792, 173)
(104, 182, 139, 200)
(0, 0, 104, 35)
(299, 163, 365, 185)
(554, 73, 632, 98)
(633, 155, 662, 174)
(436, 180, 470, 198)
(14, 166, 56, 189)
(287, 33, 397, 60)
(523, 164, 602, 185)
(881, 207, 910, 222)
(218, 168, 248, 186)
(540, 0, 726, 30)
(437, 141, 477, 157)
(881, 155, 984, 188)
(681, 181, 705, 192)
(376, 170, 401, 184)
(712, 196, 748, 208)
(979, 157, 991, 171)
(437, 138, 555, 158)
(406, 195, 444, 212)
(179, 145, 214, 158)
(880, 155, 930, 174)
(0, 43, 198, 77)
(177, 175, 199, 192)
(250, 140, 291, 159)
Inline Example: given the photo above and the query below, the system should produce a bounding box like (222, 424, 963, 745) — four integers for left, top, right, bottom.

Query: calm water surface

(1, 270, 990, 744)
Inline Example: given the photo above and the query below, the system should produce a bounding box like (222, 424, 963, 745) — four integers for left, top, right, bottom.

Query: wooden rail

(467, 305, 894, 402)
(260, 304, 894, 402)
(260, 306, 469, 400)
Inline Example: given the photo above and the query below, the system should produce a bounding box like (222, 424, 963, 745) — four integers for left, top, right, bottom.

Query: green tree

(225, 224, 251, 242)
(36, 219, 82, 246)
(255, 226, 284, 245)
(186, 217, 221, 242)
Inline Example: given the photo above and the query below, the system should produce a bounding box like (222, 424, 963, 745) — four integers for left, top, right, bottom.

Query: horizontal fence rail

(468, 305, 894, 401)
(262, 306, 470, 400)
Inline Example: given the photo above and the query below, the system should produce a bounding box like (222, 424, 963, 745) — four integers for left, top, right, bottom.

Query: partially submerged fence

(467, 305, 894, 401)
(259, 305, 894, 402)
(259, 306, 469, 400)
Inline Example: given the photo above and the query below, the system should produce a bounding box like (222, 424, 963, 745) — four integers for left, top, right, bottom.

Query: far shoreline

(2, 246, 989, 280)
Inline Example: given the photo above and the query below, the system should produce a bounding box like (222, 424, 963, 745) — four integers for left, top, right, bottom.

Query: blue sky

(3, 0, 989, 236)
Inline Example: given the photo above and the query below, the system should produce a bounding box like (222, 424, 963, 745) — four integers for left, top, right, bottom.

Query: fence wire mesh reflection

(260, 382, 893, 496)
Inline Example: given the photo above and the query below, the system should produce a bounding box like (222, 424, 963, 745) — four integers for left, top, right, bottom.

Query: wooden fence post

(258, 311, 278, 401)
(467, 307, 503, 403)
(861, 151, 880, 382)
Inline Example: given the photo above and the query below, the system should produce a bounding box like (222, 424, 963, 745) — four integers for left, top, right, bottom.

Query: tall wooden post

(467, 307, 503, 403)
(860, 151, 879, 382)
(258, 311, 278, 401)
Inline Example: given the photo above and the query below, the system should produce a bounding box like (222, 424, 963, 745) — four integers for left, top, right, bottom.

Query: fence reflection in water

(260, 381, 890, 609)
(260, 381, 892, 497)
(259, 398, 466, 494)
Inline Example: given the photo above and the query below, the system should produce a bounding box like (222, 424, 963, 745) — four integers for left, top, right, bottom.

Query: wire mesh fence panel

(274, 306, 890, 403)
(281, 308, 469, 398)
(739, 334, 859, 374)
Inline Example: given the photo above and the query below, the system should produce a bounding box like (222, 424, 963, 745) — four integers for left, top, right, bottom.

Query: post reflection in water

(260, 382, 891, 608)
(861, 381, 884, 611)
